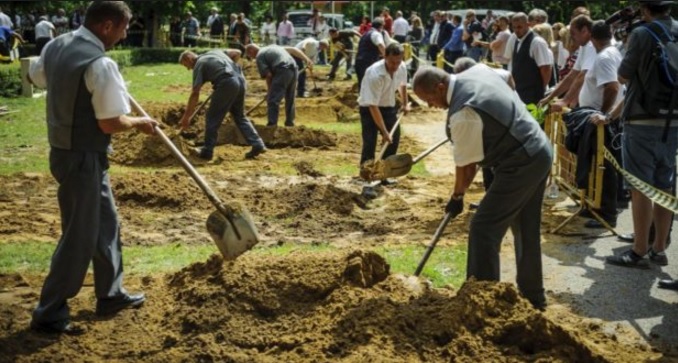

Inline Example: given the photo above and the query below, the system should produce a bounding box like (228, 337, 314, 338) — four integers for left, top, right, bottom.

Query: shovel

(129, 96, 260, 260)
(375, 137, 450, 180)
(309, 68, 322, 96)
(414, 212, 454, 276)
(359, 109, 407, 181)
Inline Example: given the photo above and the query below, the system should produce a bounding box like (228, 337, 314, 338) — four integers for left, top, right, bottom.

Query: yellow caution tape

(603, 147, 678, 212)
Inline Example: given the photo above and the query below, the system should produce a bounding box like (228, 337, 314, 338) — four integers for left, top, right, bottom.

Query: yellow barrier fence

(545, 112, 618, 235)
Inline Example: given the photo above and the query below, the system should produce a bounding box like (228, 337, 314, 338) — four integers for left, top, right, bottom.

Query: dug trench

(0, 72, 659, 361)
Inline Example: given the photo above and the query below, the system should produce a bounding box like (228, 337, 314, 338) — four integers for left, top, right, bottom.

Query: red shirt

(383, 14, 393, 35)
(359, 22, 371, 35)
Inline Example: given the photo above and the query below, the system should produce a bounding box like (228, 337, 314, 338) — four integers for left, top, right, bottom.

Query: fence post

(20, 57, 36, 98)
(403, 42, 411, 61)
(436, 50, 444, 69)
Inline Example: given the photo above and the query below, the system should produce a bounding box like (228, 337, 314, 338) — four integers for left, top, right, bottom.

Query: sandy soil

(0, 65, 664, 362)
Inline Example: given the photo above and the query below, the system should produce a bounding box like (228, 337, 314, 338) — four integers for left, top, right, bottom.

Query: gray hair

(412, 66, 449, 94)
(453, 57, 477, 74)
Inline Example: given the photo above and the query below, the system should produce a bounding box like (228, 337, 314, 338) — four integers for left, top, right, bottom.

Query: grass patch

(122, 63, 192, 104)
(0, 241, 467, 288)
(0, 97, 49, 175)
(308, 121, 362, 134)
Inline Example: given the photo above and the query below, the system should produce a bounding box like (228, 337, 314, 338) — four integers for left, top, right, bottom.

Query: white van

(287, 11, 347, 40)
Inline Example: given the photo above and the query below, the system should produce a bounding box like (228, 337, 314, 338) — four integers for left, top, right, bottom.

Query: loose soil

(0, 67, 662, 362)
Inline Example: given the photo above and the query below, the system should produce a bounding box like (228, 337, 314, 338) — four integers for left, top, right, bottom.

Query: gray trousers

(467, 144, 553, 304)
(204, 74, 265, 152)
(267, 66, 297, 126)
(33, 148, 125, 324)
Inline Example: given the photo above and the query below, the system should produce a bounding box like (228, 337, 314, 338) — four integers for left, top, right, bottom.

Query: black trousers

(359, 106, 400, 166)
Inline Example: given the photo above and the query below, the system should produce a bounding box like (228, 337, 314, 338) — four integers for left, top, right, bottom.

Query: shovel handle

(376, 106, 409, 161)
(128, 96, 235, 220)
(246, 98, 266, 117)
(414, 212, 454, 276)
(188, 92, 213, 124)
(413, 138, 451, 164)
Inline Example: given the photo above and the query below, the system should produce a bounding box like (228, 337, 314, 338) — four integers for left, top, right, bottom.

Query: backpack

(639, 20, 678, 139)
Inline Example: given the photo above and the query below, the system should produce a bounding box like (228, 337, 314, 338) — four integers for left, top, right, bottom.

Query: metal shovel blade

(380, 153, 414, 179)
(206, 205, 260, 260)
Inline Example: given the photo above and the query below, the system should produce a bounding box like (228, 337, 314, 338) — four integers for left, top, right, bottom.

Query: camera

(605, 6, 644, 41)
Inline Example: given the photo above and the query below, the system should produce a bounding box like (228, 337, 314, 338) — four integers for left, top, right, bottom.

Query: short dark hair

(570, 14, 593, 31)
(640, 1, 672, 15)
(590, 20, 612, 41)
(329, 27, 338, 33)
(84, 1, 131, 27)
(385, 42, 404, 57)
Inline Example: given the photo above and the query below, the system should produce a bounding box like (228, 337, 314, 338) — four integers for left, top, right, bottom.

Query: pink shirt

(277, 20, 295, 38)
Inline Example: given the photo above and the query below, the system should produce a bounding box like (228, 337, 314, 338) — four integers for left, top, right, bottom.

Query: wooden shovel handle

(376, 105, 410, 161)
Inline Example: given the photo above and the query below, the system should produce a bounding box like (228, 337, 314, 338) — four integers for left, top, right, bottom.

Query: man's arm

(368, 105, 392, 143)
(284, 47, 313, 70)
(179, 85, 202, 130)
(600, 81, 620, 114)
(98, 114, 157, 135)
(539, 65, 552, 88)
(562, 70, 587, 107)
(453, 163, 479, 195)
(399, 83, 409, 113)
(539, 68, 580, 106)
(224, 48, 241, 62)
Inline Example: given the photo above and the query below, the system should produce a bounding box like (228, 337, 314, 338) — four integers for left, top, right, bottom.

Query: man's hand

(590, 114, 610, 125)
(537, 95, 552, 108)
(381, 130, 393, 145)
(135, 117, 158, 135)
(548, 100, 565, 113)
(401, 102, 411, 115)
(445, 194, 464, 217)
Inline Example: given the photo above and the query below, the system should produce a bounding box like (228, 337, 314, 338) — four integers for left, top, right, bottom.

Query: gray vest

(448, 66, 548, 167)
(45, 32, 109, 152)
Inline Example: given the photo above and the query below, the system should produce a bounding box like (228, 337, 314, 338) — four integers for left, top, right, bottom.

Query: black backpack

(639, 20, 678, 139)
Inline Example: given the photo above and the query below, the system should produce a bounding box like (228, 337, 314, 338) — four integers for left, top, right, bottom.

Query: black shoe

(617, 233, 634, 243)
(469, 202, 480, 210)
(605, 249, 650, 269)
(96, 293, 146, 316)
(30, 320, 86, 335)
(584, 218, 617, 229)
(578, 209, 595, 219)
(284, 123, 295, 127)
(648, 248, 669, 266)
(326, 75, 335, 81)
(657, 279, 678, 290)
(193, 147, 213, 161)
(245, 145, 267, 159)
(343, 75, 352, 81)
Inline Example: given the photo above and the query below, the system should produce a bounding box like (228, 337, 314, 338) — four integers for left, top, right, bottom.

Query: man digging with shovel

(179, 49, 267, 160)
(358, 43, 409, 199)
(28, 1, 155, 335)
(412, 65, 553, 310)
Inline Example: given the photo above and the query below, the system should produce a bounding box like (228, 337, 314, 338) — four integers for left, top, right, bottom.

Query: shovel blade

(206, 207, 260, 260)
(381, 154, 414, 178)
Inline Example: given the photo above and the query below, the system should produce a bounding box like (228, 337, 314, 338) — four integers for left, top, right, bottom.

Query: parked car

(287, 10, 348, 40)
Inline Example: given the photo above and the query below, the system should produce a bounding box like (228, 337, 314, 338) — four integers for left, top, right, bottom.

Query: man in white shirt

(412, 65, 552, 310)
(576, 20, 624, 229)
(392, 10, 409, 43)
(52, 8, 69, 35)
(34, 15, 56, 55)
(539, 15, 596, 108)
(0, 6, 13, 28)
(28, 1, 156, 335)
(509, 12, 553, 105)
(294, 38, 328, 97)
(358, 43, 409, 196)
(427, 11, 441, 60)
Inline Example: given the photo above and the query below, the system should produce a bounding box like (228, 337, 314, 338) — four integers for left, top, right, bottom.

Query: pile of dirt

(0, 250, 654, 362)
(109, 126, 189, 167)
(113, 172, 208, 210)
(218, 123, 337, 148)
(293, 161, 324, 178)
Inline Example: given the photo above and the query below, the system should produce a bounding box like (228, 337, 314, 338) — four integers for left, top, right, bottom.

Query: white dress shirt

(358, 59, 407, 107)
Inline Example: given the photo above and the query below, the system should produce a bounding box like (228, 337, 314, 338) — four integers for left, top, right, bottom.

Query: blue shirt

(0, 26, 13, 42)
(443, 25, 464, 52)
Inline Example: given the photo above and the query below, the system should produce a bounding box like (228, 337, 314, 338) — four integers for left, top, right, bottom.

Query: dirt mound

(293, 161, 324, 177)
(109, 127, 189, 166)
(218, 124, 337, 148)
(0, 250, 650, 362)
(113, 172, 207, 210)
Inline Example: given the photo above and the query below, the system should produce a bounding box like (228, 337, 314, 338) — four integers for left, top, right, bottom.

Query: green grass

(0, 241, 467, 288)
(0, 97, 49, 174)
(122, 63, 193, 103)
(308, 121, 362, 135)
